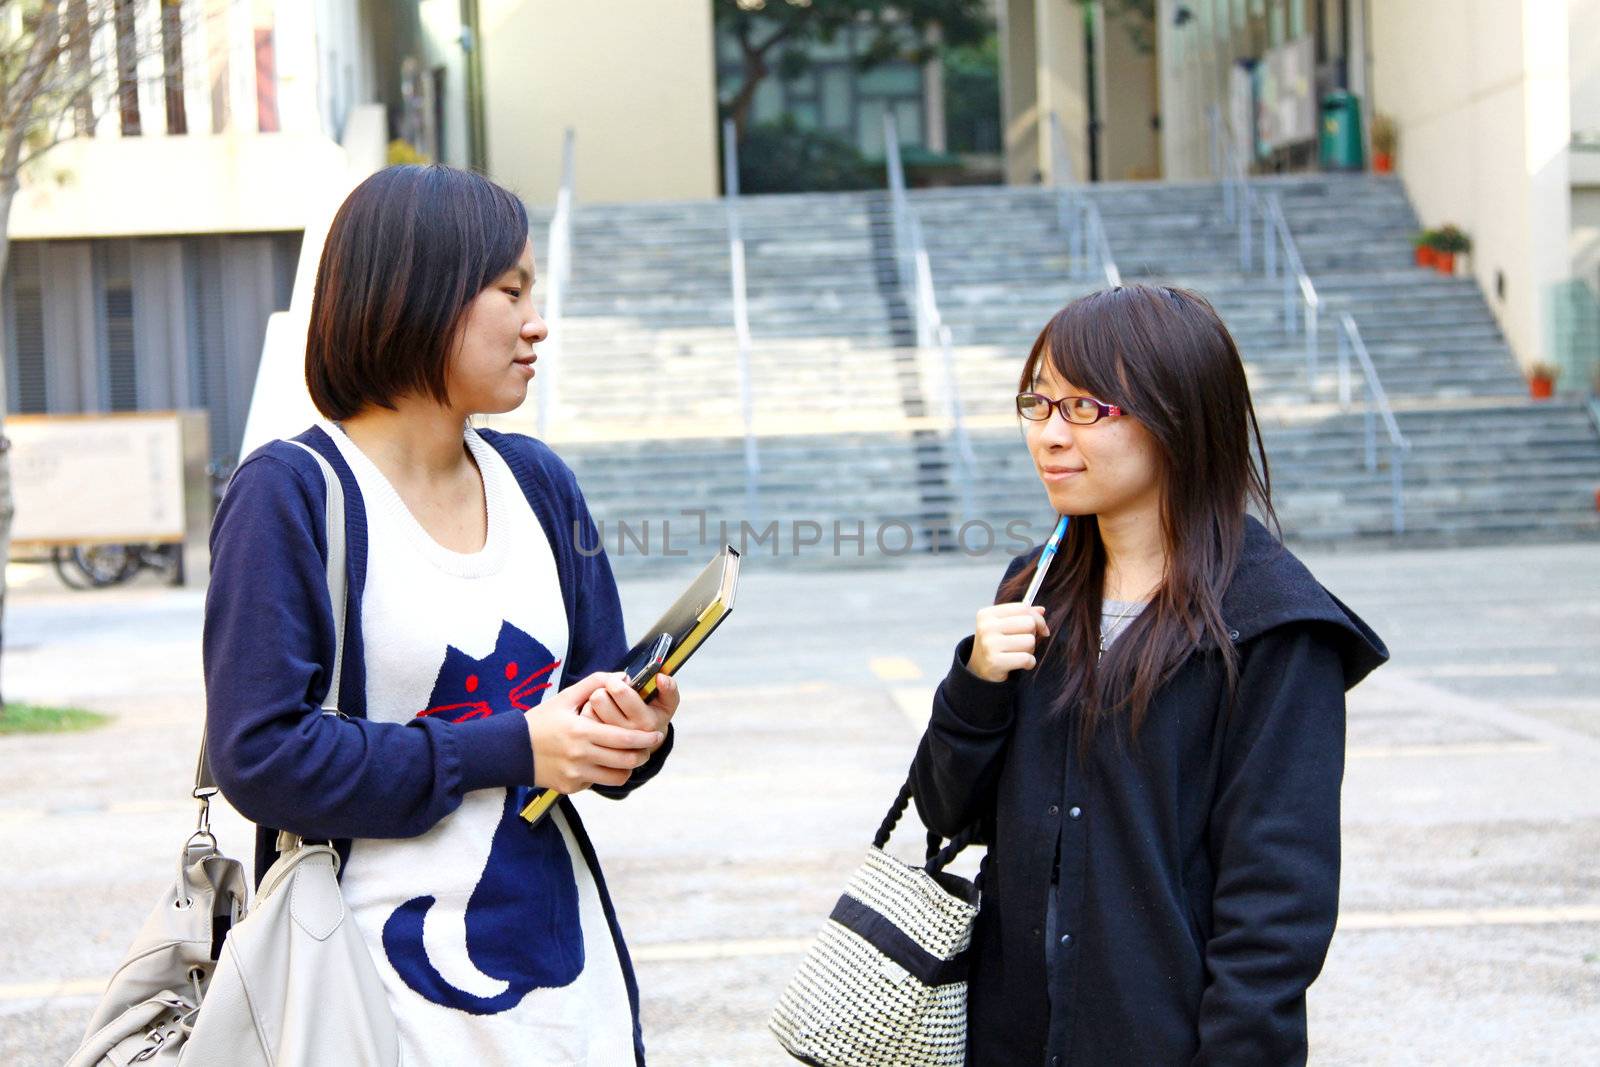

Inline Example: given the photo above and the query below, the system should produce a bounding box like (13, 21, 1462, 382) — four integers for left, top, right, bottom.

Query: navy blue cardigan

(202, 424, 670, 1063)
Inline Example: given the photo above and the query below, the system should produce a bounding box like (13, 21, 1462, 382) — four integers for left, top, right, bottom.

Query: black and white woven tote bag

(770, 778, 979, 1066)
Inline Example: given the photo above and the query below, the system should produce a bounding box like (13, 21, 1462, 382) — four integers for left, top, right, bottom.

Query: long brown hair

(997, 284, 1276, 747)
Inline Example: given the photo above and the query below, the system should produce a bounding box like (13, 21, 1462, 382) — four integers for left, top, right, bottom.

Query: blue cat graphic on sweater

(380, 620, 584, 1014)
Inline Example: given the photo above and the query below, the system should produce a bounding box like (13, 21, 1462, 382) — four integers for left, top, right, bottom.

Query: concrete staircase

(519, 174, 1599, 571)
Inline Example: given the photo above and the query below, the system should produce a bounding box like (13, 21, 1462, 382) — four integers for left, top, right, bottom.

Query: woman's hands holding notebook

(527, 673, 666, 793)
(582, 673, 679, 754)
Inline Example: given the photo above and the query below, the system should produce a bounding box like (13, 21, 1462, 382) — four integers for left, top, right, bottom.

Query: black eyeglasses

(1015, 392, 1124, 425)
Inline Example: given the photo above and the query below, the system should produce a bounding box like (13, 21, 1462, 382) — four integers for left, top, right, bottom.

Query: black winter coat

(911, 519, 1387, 1067)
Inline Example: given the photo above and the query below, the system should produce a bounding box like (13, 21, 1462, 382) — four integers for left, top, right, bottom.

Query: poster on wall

(1255, 36, 1317, 156)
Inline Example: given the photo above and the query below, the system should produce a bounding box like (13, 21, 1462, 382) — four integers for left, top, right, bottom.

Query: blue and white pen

(1021, 515, 1070, 607)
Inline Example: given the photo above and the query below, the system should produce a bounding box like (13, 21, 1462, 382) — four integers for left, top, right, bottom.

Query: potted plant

(1412, 229, 1437, 268)
(1371, 114, 1397, 173)
(1431, 224, 1471, 275)
(1528, 362, 1558, 399)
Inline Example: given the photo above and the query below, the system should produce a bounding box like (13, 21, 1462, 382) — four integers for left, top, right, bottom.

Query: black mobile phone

(621, 633, 673, 692)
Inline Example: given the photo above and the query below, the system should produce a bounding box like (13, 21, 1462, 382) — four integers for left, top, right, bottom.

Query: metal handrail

(1207, 104, 1251, 266)
(1048, 111, 1120, 288)
(884, 114, 977, 522)
(1336, 313, 1411, 534)
(537, 128, 575, 438)
(721, 118, 761, 521)
(1257, 192, 1321, 389)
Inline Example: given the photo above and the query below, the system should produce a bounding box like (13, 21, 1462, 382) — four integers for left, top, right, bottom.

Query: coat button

(1059, 933, 1073, 947)
(1229, 629, 1241, 641)
(1068, 806, 1083, 820)
(1048, 804, 1060, 816)
(1032, 927, 1042, 939)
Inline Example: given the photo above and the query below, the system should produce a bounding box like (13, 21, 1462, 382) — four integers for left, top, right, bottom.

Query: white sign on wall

(9, 413, 187, 544)
(1257, 36, 1317, 153)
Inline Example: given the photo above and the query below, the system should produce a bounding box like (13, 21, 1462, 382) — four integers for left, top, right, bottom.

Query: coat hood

(1222, 516, 1388, 689)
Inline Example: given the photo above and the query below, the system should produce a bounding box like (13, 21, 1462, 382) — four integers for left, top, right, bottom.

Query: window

(162, 0, 188, 134)
(95, 243, 138, 412)
(114, 0, 142, 135)
(2, 244, 49, 414)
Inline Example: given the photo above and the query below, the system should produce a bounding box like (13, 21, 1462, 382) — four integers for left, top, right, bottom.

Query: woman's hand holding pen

(528, 672, 665, 794)
(581, 673, 679, 754)
(967, 604, 1050, 683)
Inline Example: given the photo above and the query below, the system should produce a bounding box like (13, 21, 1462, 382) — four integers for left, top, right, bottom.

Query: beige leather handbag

(68, 440, 400, 1066)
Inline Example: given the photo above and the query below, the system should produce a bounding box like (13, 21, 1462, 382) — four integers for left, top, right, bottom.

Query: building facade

(1004, 0, 1597, 376)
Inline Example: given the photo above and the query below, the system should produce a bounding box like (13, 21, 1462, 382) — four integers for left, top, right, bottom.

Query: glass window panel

(810, 29, 851, 62)
(821, 66, 852, 129)
(858, 63, 922, 97)
(1270, 0, 1286, 46)
(894, 99, 923, 147)
(858, 97, 887, 156)
(752, 77, 783, 125)
(791, 101, 819, 130)
(1290, 0, 1306, 39)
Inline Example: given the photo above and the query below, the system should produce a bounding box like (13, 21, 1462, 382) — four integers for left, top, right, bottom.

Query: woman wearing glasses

(203, 165, 676, 1063)
(911, 285, 1387, 1066)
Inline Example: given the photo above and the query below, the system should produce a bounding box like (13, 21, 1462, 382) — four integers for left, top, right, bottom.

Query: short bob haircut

(306, 165, 530, 421)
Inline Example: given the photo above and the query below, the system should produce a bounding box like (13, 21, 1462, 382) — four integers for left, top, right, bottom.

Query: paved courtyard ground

(2, 538, 1597, 1065)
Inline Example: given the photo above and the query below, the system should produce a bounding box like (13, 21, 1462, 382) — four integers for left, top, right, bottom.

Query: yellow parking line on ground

(889, 686, 935, 729)
(1410, 663, 1560, 678)
(1338, 906, 1600, 931)
(9, 906, 1600, 1003)
(869, 657, 923, 682)
(1347, 740, 1553, 759)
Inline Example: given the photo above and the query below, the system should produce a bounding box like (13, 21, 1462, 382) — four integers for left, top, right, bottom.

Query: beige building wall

(999, 0, 1090, 184)
(1371, 0, 1572, 371)
(1571, 0, 1600, 293)
(479, 0, 719, 205)
(1000, 0, 1042, 184)
(1098, 5, 1159, 181)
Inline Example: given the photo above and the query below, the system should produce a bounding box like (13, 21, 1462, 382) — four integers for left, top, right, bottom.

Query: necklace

(1098, 599, 1144, 656)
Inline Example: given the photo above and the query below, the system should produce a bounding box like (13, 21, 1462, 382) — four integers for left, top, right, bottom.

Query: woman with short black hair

(204, 164, 674, 1064)
(912, 284, 1387, 1066)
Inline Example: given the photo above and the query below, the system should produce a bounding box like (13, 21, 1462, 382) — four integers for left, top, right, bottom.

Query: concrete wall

(1370, 0, 1572, 371)
(479, 0, 719, 205)
(10, 133, 359, 239)
(1098, 4, 1158, 181)
(1000, 0, 1041, 183)
(1572, 0, 1600, 294)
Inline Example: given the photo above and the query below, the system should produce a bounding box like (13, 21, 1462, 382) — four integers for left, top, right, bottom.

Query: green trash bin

(1320, 91, 1365, 171)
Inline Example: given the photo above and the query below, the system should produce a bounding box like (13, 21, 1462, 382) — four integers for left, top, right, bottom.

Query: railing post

(1364, 408, 1377, 471)
(1392, 457, 1406, 535)
(723, 118, 760, 521)
(1337, 322, 1352, 411)
(1305, 302, 1319, 396)
(537, 128, 575, 440)
(1241, 192, 1253, 271)
(1263, 210, 1278, 280)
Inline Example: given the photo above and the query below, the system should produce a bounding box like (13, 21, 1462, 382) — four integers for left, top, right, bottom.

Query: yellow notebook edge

(520, 550, 739, 823)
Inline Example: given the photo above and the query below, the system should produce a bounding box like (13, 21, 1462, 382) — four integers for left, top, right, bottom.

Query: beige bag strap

(193, 439, 349, 851)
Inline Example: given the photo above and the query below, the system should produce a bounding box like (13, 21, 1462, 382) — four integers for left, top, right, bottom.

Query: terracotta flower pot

(1414, 245, 1435, 268)
(1374, 152, 1394, 173)
(1433, 251, 1455, 275)
(1530, 377, 1554, 399)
